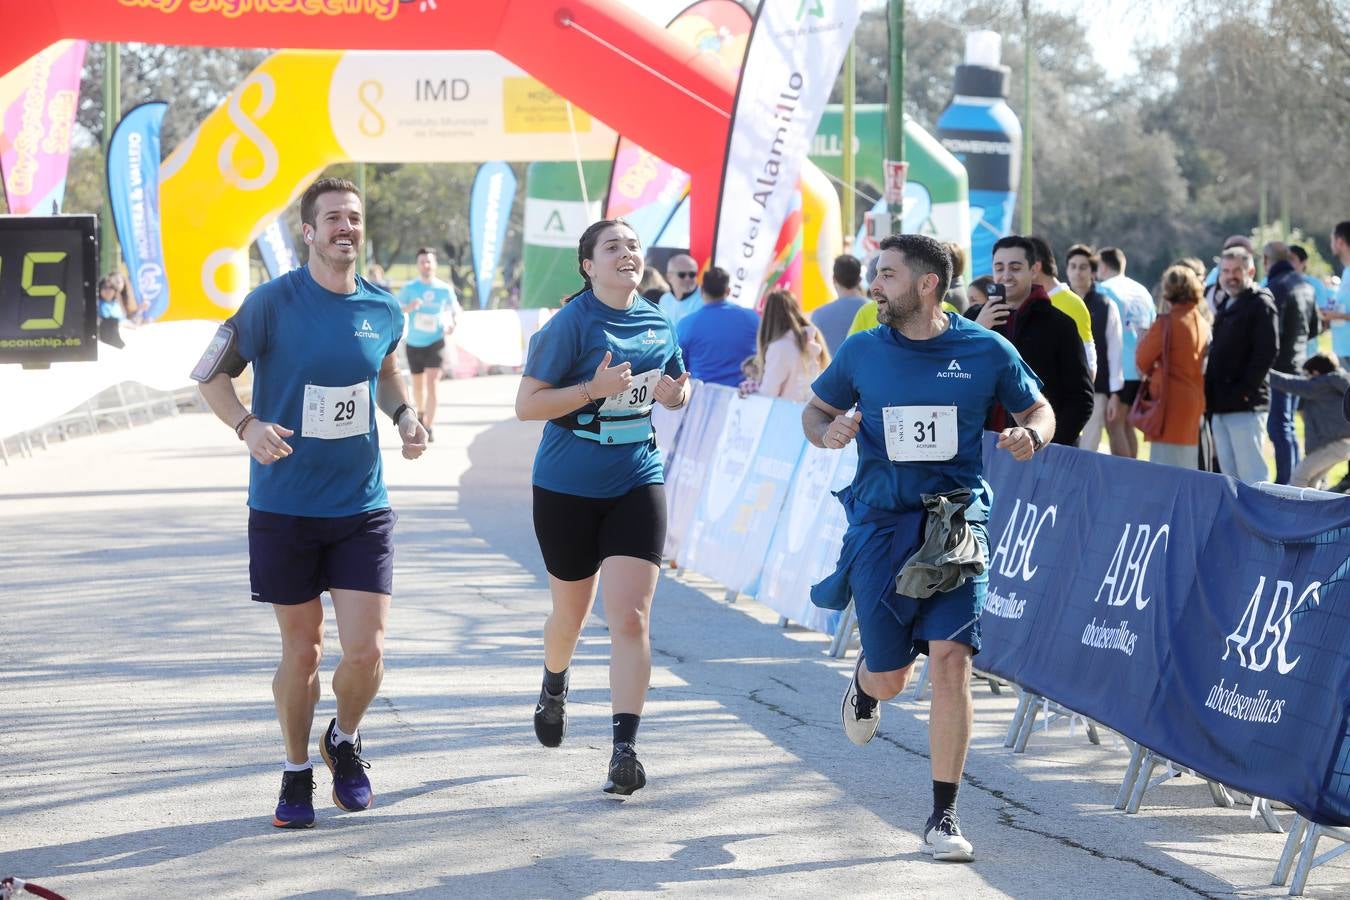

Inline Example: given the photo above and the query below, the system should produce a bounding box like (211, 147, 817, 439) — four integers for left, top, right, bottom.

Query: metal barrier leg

(912, 657, 931, 700)
(777, 616, 789, 627)
(1207, 780, 1235, 808)
(1256, 798, 1284, 834)
(1013, 694, 1042, 753)
(1004, 689, 1034, 748)
(828, 601, 856, 659)
(1273, 816, 1309, 886)
(985, 676, 1002, 695)
(1086, 720, 1101, 745)
(1126, 750, 1160, 814)
(1115, 741, 1144, 810)
(1289, 823, 1321, 896)
(724, 589, 739, 604)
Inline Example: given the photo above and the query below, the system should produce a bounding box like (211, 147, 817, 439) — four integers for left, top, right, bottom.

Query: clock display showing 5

(0, 215, 98, 367)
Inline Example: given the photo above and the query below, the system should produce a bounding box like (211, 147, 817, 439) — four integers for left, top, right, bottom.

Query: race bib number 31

(303, 382, 371, 440)
(600, 368, 661, 413)
(883, 405, 958, 462)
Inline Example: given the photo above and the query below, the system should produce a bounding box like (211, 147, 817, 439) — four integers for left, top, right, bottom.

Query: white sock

(331, 721, 358, 746)
(283, 759, 312, 773)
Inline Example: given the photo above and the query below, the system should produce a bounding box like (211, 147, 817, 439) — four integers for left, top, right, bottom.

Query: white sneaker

(925, 811, 974, 862)
(841, 652, 880, 745)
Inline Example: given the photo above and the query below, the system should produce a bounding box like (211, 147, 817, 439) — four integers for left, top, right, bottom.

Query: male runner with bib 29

(805, 234, 1053, 861)
(193, 177, 428, 829)
(515, 219, 689, 796)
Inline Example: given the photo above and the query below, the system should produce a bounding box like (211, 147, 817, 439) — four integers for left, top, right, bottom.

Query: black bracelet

(390, 403, 414, 425)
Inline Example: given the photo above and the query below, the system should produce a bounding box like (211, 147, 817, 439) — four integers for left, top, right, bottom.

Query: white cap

(965, 31, 1002, 67)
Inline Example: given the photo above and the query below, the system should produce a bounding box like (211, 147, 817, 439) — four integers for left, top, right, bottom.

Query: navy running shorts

(247, 507, 397, 605)
(532, 483, 666, 582)
(847, 522, 989, 673)
(406, 339, 447, 375)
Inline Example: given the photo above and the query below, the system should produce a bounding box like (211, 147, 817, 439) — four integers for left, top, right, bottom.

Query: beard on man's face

(876, 284, 920, 326)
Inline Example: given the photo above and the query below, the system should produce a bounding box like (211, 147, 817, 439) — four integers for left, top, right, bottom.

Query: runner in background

(397, 247, 463, 442)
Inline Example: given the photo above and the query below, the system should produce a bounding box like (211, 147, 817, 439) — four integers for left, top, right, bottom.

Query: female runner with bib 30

(514, 219, 689, 796)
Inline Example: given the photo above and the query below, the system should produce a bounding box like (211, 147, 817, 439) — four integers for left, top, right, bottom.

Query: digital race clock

(0, 214, 99, 368)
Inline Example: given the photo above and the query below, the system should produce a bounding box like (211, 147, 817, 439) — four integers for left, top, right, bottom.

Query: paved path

(2, 375, 1345, 898)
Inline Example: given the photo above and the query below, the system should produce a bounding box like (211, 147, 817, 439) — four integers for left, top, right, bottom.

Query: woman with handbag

(1133, 265, 1211, 468)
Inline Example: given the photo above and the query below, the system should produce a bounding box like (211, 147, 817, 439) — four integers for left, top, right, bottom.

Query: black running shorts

(532, 483, 666, 581)
(1116, 379, 1141, 406)
(406, 339, 447, 374)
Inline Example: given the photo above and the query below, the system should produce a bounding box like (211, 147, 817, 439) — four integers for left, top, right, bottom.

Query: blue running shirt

(229, 267, 403, 517)
(676, 300, 760, 387)
(525, 290, 685, 498)
(396, 277, 461, 348)
(811, 314, 1042, 518)
(1098, 275, 1156, 381)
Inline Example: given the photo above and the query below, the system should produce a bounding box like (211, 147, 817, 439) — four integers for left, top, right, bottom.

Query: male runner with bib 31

(805, 234, 1054, 861)
(193, 177, 428, 829)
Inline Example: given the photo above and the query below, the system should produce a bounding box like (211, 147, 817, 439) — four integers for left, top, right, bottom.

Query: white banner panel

(524, 197, 603, 249)
(330, 51, 617, 163)
(712, 1, 860, 307)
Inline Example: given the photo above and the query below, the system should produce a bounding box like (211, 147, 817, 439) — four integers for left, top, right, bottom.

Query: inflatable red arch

(1, 0, 736, 262)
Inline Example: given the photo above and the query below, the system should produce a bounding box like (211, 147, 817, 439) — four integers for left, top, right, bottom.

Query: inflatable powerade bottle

(937, 31, 1022, 278)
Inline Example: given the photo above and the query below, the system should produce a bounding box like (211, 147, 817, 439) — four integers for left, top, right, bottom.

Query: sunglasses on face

(672, 271, 697, 279)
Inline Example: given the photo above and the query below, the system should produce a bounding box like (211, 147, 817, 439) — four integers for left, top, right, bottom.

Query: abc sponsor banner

(682, 395, 807, 594)
(107, 101, 171, 319)
(976, 437, 1350, 826)
(255, 217, 298, 280)
(757, 441, 857, 634)
(0, 40, 87, 215)
(663, 383, 733, 562)
(712, 0, 860, 307)
(520, 160, 607, 309)
(470, 161, 517, 309)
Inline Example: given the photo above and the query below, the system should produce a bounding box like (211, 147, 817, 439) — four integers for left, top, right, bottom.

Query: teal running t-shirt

(811, 314, 1042, 518)
(524, 290, 685, 498)
(396, 277, 460, 348)
(228, 267, 403, 517)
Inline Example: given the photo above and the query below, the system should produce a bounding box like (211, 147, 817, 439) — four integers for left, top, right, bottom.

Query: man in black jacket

(1263, 241, 1320, 483)
(968, 235, 1094, 444)
(1206, 247, 1279, 483)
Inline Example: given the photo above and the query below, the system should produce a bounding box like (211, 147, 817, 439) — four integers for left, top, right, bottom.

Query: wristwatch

(391, 403, 417, 426)
(1024, 425, 1045, 452)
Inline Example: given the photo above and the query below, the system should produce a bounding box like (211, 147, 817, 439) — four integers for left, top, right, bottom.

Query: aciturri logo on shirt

(937, 358, 972, 379)
(354, 318, 381, 340)
(641, 328, 666, 346)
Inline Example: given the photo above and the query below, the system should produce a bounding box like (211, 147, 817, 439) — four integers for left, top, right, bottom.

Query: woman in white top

(755, 289, 831, 401)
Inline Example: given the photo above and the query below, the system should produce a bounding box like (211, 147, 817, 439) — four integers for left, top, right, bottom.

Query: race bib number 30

(883, 405, 958, 462)
(600, 368, 661, 413)
(303, 382, 371, 440)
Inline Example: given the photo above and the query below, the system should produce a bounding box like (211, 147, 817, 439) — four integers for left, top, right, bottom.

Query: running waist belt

(551, 408, 654, 445)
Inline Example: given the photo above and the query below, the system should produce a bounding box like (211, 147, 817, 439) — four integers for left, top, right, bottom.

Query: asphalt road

(1, 375, 1343, 898)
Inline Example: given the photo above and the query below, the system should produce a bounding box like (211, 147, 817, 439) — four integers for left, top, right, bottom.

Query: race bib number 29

(883, 405, 958, 462)
(303, 382, 370, 440)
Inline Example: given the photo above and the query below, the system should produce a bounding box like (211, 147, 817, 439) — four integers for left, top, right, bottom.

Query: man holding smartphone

(969, 235, 1094, 445)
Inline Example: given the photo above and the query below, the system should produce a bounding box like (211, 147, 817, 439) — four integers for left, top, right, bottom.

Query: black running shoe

(320, 718, 373, 812)
(603, 741, 647, 796)
(534, 684, 567, 748)
(272, 768, 315, 829)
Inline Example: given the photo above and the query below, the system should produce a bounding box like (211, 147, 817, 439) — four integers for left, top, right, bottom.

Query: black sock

(612, 713, 640, 746)
(543, 665, 568, 695)
(931, 779, 959, 821)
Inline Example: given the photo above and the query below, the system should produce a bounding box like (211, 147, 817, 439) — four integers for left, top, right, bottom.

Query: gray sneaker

(925, 811, 974, 862)
(841, 652, 880, 745)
